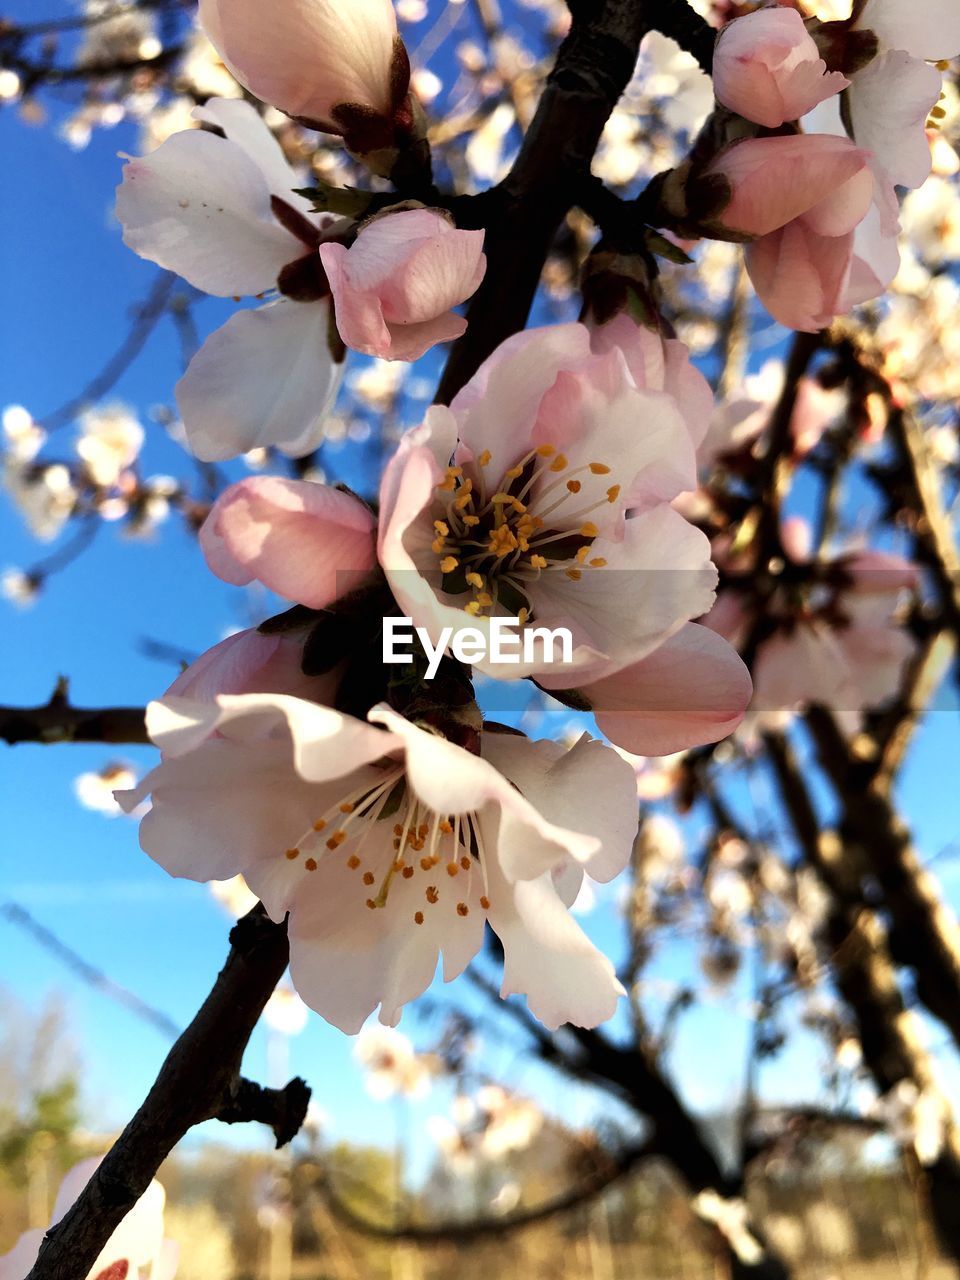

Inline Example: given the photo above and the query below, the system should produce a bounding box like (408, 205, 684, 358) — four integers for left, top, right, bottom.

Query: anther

(456, 902, 469, 917)
(549, 454, 569, 472)
(363, 871, 375, 885)
(414, 911, 425, 924)
(312, 819, 327, 832)
(440, 556, 459, 574)
(480, 895, 491, 910)
(446, 862, 459, 877)
(305, 857, 318, 871)
(426, 885, 439, 903)
(589, 462, 611, 474)
(347, 855, 361, 870)
(285, 848, 299, 860)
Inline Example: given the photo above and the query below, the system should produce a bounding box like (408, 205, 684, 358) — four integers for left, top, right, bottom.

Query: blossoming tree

(2, 0, 960, 1276)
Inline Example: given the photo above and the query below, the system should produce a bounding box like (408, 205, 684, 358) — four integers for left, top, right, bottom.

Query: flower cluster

(99, 0, 948, 1039)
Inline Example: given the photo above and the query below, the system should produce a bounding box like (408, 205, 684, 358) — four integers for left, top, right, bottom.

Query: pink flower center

(430, 444, 621, 620)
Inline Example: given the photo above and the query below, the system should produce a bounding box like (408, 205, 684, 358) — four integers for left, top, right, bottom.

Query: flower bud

(199, 0, 410, 142)
(713, 6, 849, 128)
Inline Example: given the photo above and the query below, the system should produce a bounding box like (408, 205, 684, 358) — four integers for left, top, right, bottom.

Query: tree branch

(26, 906, 304, 1280)
(0, 686, 148, 745)
(436, 0, 653, 403)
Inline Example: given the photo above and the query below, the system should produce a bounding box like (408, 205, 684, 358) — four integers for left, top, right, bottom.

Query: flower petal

(489, 872, 625, 1029)
(175, 298, 343, 461)
(200, 476, 376, 606)
(116, 128, 302, 296)
(574, 622, 752, 755)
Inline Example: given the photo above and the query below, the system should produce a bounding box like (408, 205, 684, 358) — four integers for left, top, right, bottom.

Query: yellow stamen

(566, 568, 582, 581)
(478, 449, 492, 466)
(606, 484, 621, 503)
(590, 557, 607, 567)
(285, 848, 299, 860)
(589, 462, 611, 474)
(536, 444, 556, 457)
(580, 522, 599, 537)
(440, 556, 459, 574)
(549, 454, 569, 472)
(465, 571, 484, 589)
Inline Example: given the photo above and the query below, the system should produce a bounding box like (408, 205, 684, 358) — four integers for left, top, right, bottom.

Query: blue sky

(3, 0, 960, 1180)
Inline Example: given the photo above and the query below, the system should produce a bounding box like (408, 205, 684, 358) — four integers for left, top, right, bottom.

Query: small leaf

(291, 182, 374, 219)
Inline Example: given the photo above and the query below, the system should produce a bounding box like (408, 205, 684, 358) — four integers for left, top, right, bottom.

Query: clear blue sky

(3, 0, 960, 1173)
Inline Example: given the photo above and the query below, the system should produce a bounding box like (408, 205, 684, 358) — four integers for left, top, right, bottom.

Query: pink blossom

(379, 321, 720, 684)
(199, 476, 377, 608)
(703, 523, 918, 731)
(0, 1159, 177, 1280)
(543, 622, 754, 757)
(118, 694, 638, 1031)
(165, 629, 338, 704)
(199, 0, 405, 134)
(319, 209, 486, 361)
(713, 6, 849, 128)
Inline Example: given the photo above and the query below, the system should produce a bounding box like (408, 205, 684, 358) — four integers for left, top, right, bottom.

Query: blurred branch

(319, 1138, 652, 1243)
(26, 906, 305, 1280)
(0, 680, 148, 745)
(38, 272, 176, 432)
(465, 970, 789, 1279)
(763, 729, 960, 1262)
(803, 702, 960, 1057)
(1, 900, 180, 1039)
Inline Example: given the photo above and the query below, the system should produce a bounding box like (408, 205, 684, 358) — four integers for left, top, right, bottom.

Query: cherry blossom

(355, 1023, 432, 1097)
(319, 208, 486, 360)
(379, 320, 720, 682)
(118, 693, 638, 1031)
(198, 0, 410, 148)
(0, 1158, 177, 1280)
(116, 98, 345, 460)
(713, 6, 849, 128)
(199, 476, 378, 609)
(703, 521, 918, 731)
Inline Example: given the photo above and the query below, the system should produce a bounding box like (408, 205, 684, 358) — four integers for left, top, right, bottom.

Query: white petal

(116, 128, 302, 296)
(490, 873, 625, 1029)
(849, 51, 941, 188)
(859, 0, 960, 59)
(483, 732, 636, 884)
(175, 299, 344, 461)
(194, 97, 314, 210)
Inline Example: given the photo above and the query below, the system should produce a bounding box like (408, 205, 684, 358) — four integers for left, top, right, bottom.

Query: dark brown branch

(436, 0, 653, 403)
(649, 0, 716, 71)
(217, 1076, 312, 1150)
(27, 907, 302, 1280)
(0, 686, 148, 745)
(803, 703, 960, 1057)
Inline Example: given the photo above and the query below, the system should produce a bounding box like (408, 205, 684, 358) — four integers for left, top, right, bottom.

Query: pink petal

(575, 623, 753, 755)
(199, 0, 399, 127)
(200, 475, 376, 607)
(319, 211, 485, 361)
(745, 221, 855, 332)
(710, 134, 871, 237)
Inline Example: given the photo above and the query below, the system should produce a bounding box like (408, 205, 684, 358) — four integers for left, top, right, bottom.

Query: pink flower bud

(199, 0, 406, 133)
(319, 209, 486, 361)
(713, 6, 849, 128)
(709, 134, 873, 238)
